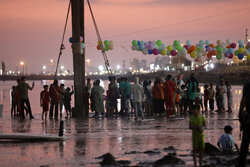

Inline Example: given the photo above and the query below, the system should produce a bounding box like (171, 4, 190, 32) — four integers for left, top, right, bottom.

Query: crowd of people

(9, 74, 250, 167)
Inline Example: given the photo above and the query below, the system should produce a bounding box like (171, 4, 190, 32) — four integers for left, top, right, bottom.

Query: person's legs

(49, 102, 55, 118)
(193, 148, 197, 167)
(54, 102, 59, 118)
(199, 149, 204, 167)
(134, 102, 138, 120)
(25, 99, 33, 118)
(138, 102, 144, 119)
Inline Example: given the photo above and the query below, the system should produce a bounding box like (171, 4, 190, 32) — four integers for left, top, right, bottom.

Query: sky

(0, 0, 250, 73)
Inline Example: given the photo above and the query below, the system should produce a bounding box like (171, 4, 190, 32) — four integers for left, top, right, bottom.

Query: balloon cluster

(97, 40, 113, 51)
(233, 40, 249, 60)
(69, 36, 85, 53)
(131, 40, 166, 55)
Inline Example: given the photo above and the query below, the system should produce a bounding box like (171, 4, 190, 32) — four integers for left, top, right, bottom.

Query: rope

(54, 0, 71, 79)
(86, 0, 112, 76)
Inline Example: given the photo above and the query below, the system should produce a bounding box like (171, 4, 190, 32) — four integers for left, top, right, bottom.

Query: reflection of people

(59, 83, 66, 116)
(237, 82, 250, 167)
(217, 125, 239, 153)
(40, 85, 50, 120)
(11, 86, 17, 116)
(189, 104, 206, 167)
(18, 76, 34, 119)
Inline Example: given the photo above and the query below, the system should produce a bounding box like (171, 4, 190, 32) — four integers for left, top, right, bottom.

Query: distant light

(116, 65, 121, 70)
(60, 65, 64, 70)
(150, 64, 155, 70)
(129, 67, 132, 71)
(42, 65, 46, 70)
(20, 61, 24, 66)
(98, 65, 104, 72)
(210, 63, 214, 69)
(50, 59, 54, 63)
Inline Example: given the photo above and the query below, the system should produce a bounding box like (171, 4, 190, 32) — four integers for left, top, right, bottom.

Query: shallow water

(0, 81, 246, 167)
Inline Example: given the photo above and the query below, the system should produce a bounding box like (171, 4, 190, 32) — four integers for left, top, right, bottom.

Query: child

(217, 125, 239, 153)
(203, 84, 209, 113)
(208, 83, 215, 113)
(11, 86, 17, 116)
(189, 104, 206, 167)
(225, 81, 233, 113)
(64, 86, 74, 118)
(40, 85, 50, 120)
(195, 87, 204, 112)
(180, 85, 187, 115)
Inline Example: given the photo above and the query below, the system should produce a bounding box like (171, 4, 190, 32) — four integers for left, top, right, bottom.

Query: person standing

(86, 78, 92, 94)
(163, 74, 177, 117)
(49, 80, 61, 119)
(152, 77, 165, 116)
(216, 76, 227, 113)
(237, 82, 250, 167)
(40, 85, 50, 120)
(59, 83, 66, 117)
(131, 77, 145, 120)
(143, 80, 153, 117)
(106, 76, 119, 116)
(225, 81, 233, 113)
(18, 76, 34, 119)
(91, 79, 104, 117)
(186, 73, 198, 112)
(208, 83, 215, 113)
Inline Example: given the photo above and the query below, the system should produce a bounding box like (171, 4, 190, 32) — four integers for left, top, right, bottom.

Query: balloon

(247, 54, 250, 60)
(131, 46, 137, 50)
(243, 49, 249, 56)
(104, 46, 109, 51)
(205, 40, 210, 45)
(228, 53, 234, 59)
(209, 43, 215, 48)
(98, 40, 102, 45)
(81, 43, 85, 49)
(183, 45, 188, 50)
(132, 40, 137, 46)
(223, 48, 228, 54)
(207, 52, 212, 59)
(226, 39, 232, 45)
(186, 40, 192, 45)
(69, 37, 73, 43)
(148, 50, 153, 55)
(216, 46, 223, 53)
(187, 44, 191, 49)
(199, 40, 205, 46)
(228, 48, 234, 54)
(216, 40, 222, 46)
(173, 40, 180, 46)
(109, 44, 114, 50)
(161, 44, 167, 49)
(152, 49, 159, 55)
(211, 50, 217, 55)
(97, 45, 101, 50)
(224, 52, 230, 57)
(238, 54, 244, 60)
(196, 47, 201, 53)
(190, 51, 197, 58)
(167, 45, 173, 51)
(247, 42, 250, 48)
(207, 47, 212, 52)
(238, 40, 244, 45)
(142, 48, 148, 55)
(156, 40, 162, 46)
(239, 43, 244, 48)
(197, 52, 202, 58)
(234, 50, 239, 56)
(239, 48, 244, 53)
(171, 50, 177, 56)
(190, 45, 196, 52)
(216, 53, 222, 60)
(161, 49, 167, 55)
(80, 36, 83, 42)
(230, 43, 236, 49)
(104, 40, 110, 46)
(137, 41, 140, 46)
(176, 45, 182, 51)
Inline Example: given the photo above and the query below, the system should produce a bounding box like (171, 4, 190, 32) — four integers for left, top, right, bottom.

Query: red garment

(163, 80, 177, 116)
(40, 90, 50, 111)
(49, 84, 61, 103)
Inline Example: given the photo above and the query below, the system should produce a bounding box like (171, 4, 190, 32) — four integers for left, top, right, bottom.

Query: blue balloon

(205, 46, 209, 51)
(148, 50, 153, 54)
(248, 48, 250, 53)
(239, 43, 244, 48)
(238, 54, 244, 60)
(238, 40, 244, 45)
(137, 41, 140, 46)
(69, 37, 73, 43)
(228, 48, 234, 54)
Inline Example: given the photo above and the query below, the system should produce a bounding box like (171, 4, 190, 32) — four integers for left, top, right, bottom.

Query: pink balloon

(207, 47, 212, 52)
(171, 50, 177, 56)
(152, 49, 159, 55)
(228, 53, 234, 59)
(230, 43, 236, 49)
(247, 42, 250, 47)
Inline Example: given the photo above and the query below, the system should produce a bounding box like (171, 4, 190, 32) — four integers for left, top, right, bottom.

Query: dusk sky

(0, 0, 250, 73)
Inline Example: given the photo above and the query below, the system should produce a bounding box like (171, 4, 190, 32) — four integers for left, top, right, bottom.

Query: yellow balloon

(190, 51, 197, 58)
(239, 48, 244, 53)
(167, 45, 173, 51)
(98, 40, 102, 45)
(247, 54, 250, 60)
(161, 49, 167, 55)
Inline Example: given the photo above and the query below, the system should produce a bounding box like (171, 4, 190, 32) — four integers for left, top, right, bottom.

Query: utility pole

(71, 0, 86, 118)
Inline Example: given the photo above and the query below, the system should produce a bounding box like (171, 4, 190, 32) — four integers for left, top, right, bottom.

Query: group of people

(11, 78, 74, 120)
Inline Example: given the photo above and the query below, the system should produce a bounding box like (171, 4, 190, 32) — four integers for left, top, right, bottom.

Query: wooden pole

(71, 0, 86, 118)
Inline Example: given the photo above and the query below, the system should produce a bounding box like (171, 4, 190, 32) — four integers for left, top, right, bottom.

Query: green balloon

(176, 45, 182, 51)
(216, 46, 223, 53)
(104, 46, 109, 51)
(196, 47, 201, 53)
(234, 50, 239, 56)
(216, 53, 222, 60)
(173, 40, 180, 47)
(132, 40, 137, 46)
(156, 40, 162, 46)
(104, 40, 110, 46)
